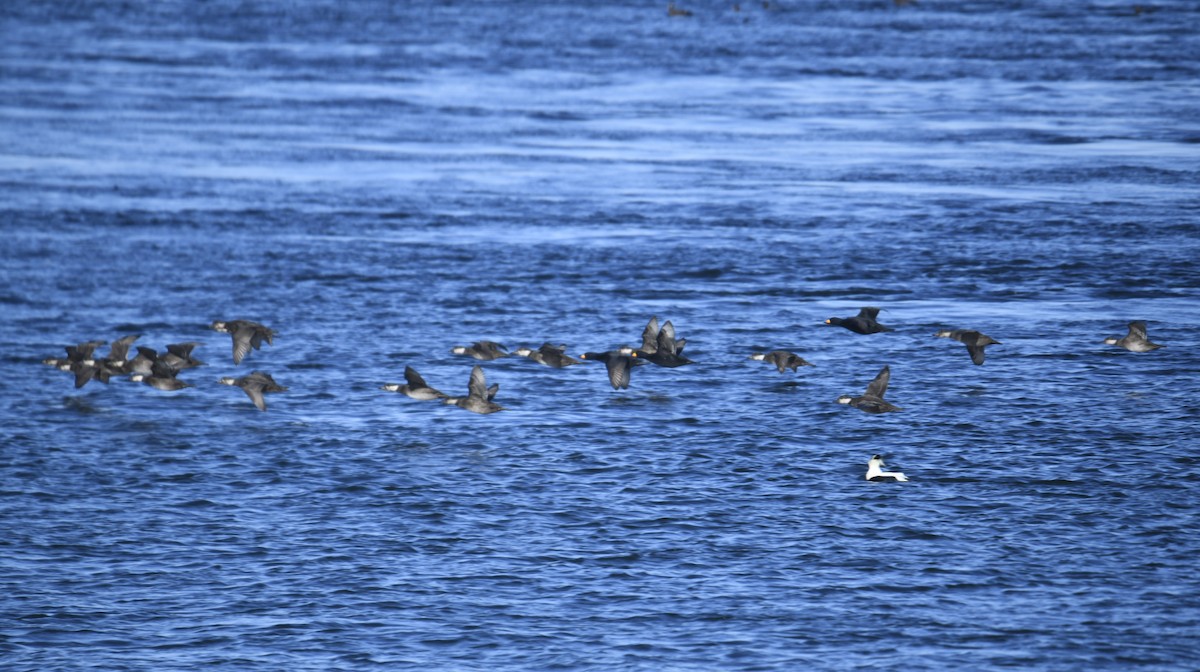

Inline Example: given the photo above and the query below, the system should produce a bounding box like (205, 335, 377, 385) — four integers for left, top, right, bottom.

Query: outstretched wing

(606, 355, 632, 390)
(966, 344, 987, 365)
(231, 327, 254, 364)
(640, 316, 660, 353)
(864, 365, 891, 398)
(656, 321, 678, 355)
(467, 365, 488, 399)
(108, 334, 141, 362)
(404, 365, 429, 388)
(241, 382, 267, 411)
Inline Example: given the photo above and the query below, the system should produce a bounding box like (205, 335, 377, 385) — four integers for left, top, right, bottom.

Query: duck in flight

(636, 316, 692, 367)
(825, 307, 892, 334)
(837, 365, 903, 413)
(580, 347, 639, 390)
(219, 371, 288, 411)
(381, 365, 448, 400)
(934, 329, 1001, 365)
(211, 320, 276, 365)
(1103, 321, 1163, 352)
(749, 350, 814, 373)
(444, 365, 505, 414)
(512, 343, 581, 368)
(451, 340, 509, 360)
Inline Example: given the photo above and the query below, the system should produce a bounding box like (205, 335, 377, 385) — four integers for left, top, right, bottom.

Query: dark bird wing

(151, 358, 181, 379)
(166, 342, 198, 358)
(404, 365, 429, 388)
(640, 316, 660, 353)
(67, 341, 105, 362)
(864, 365, 891, 398)
(858, 307, 882, 320)
(606, 354, 632, 390)
(656, 321, 679, 355)
(1127, 321, 1150, 341)
(72, 363, 98, 388)
(231, 327, 254, 364)
(247, 371, 286, 392)
(240, 381, 267, 411)
(108, 334, 141, 362)
(965, 344, 987, 365)
(467, 365, 489, 399)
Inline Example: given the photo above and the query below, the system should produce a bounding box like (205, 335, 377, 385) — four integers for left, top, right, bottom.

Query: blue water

(3, 1, 1200, 669)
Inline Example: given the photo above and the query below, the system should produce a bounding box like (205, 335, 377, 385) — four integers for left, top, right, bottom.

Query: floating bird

(825, 307, 892, 334)
(580, 348, 639, 390)
(934, 329, 1001, 365)
(866, 454, 908, 482)
(837, 365, 903, 413)
(749, 350, 814, 373)
(1103, 321, 1163, 352)
(512, 343, 580, 368)
(637, 316, 692, 367)
(381, 365, 448, 400)
(450, 340, 509, 360)
(211, 320, 276, 365)
(444, 365, 505, 414)
(219, 370, 287, 411)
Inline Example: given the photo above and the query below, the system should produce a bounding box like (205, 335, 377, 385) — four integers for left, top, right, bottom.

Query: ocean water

(2, 1, 1199, 669)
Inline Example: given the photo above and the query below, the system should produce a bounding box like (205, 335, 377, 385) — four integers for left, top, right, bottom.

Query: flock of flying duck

(44, 309, 1164, 482)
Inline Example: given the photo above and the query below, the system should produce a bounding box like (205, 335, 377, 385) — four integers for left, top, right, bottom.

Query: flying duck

(1103, 321, 1163, 352)
(211, 320, 276, 364)
(219, 371, 287, 411)
(825, 307, 892, 334)
(636, 317, 692, 367)
(580, 348, 639, 390)
(450, 340, 509, 360)
(837, 365, 903, 413)
(444, 365, 505, 414)
(513, 343, 581, 368)
(381, 366, 448, 400)
(934, 329, 1001, 365)
(749, 350, 814, 373)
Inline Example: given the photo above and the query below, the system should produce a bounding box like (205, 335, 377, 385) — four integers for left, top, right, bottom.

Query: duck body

(219, 370, 287, 411)
(866, 454, 908, 482)
(1104, 321, 1163, 352)
(825, 307, 892, 334)
(935, 329, 1001, 365)
(750, 350, 814, 373)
